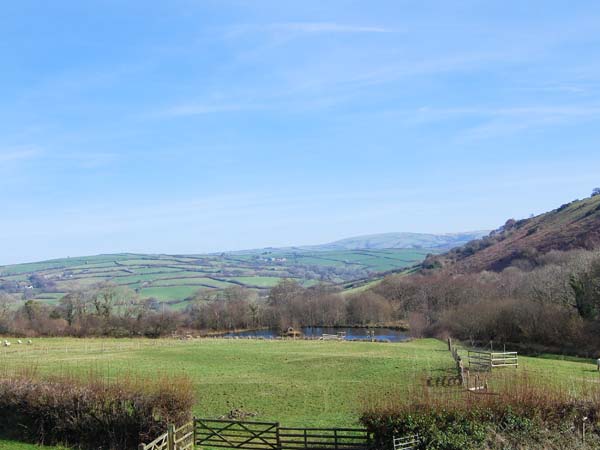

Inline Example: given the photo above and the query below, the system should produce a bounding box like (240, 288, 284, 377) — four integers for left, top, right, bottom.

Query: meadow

(1, 338, 599, 431)
(0, 338, 452, 428)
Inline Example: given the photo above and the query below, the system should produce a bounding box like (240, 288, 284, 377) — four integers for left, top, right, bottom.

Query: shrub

(361, 372, 600, 450)
(0, 371, 194, 449)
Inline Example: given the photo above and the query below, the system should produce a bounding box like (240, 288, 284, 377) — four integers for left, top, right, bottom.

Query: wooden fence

(278, 427, 372, 449)
(468, 350, 518, 371)
(194, 419, 280, 449)
(392, 434, 419, 450)
(140, 418, 373, 450)
(139, 423, 194, 450)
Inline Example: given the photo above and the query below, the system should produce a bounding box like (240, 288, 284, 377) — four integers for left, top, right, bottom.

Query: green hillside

(0, 248, 434, 307)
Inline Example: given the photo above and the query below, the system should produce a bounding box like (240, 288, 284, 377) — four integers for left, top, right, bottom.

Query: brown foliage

(0, 371, 194, 449)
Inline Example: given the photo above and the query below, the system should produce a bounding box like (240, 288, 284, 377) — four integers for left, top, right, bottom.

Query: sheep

(17, 339, 23, 344)
(27, 339, 32, 345)
(3, 340, 10, 347)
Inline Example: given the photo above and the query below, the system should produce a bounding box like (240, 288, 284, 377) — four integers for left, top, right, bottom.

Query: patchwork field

(0, 249, 433, 307)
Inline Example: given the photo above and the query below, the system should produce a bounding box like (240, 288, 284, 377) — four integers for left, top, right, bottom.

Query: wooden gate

(143, 419, 373, 450)
(194, 418, 280, 449)
(278, 427, 372, 449)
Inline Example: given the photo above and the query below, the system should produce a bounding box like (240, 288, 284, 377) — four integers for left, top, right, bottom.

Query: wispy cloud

(158, 102, 261, 118)
(440, 105, 600, 141)
(267, 22, 394, 34)
(0, 147, 42, 164)
(228, 22, 394, 37)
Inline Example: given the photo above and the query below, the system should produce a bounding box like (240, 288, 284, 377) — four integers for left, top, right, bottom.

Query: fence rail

(278, 427, 372, 449)
(468, 350, 518, 371)
(141, 419, 373, 450)
(393, 434, 419, 450)
(195, 418, 280, 450)
(139, 431, 168, 450)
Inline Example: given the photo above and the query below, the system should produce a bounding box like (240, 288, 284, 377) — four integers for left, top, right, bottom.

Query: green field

(1, 338, 598, 430)
(0, 338, 453, 428)
(1, 338, 599, 449)
(1, 248, 434, 306)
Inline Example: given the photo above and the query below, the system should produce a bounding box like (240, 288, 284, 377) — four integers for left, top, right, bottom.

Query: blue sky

(2, 1, 600, 264)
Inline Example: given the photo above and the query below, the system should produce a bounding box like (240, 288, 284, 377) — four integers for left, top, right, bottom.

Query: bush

(361, 372, 600, 449)
(0, 371, 194, 449)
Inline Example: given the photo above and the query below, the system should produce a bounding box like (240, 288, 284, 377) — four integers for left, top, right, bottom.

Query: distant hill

(301, 231, 489, 252)
(0, 248, 433, 308)
(427, 194, 600, 273)
(0, 231, 484, 307)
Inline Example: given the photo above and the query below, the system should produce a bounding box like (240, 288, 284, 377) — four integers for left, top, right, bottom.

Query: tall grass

(0, 368, 194, 450)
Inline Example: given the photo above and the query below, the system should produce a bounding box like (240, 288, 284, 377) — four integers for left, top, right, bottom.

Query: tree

(569, 260, 600, 320)
(593, 187, 600, 197)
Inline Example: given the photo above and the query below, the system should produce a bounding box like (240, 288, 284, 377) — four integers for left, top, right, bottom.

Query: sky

(2, 1, 600, 264)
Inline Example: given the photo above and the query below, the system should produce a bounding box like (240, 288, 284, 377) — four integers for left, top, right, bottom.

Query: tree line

(0, 279, 401, 338)
(3, 247, 600, 355)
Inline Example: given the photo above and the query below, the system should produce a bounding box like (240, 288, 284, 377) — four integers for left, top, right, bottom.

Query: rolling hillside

(427, 194, 600, 273)
(0, 248, 432, 308)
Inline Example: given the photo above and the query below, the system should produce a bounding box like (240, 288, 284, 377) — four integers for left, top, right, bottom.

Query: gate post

(276, 422, 281, 450)
(193, 416, 197, 447)
(168, 423, 175, 450)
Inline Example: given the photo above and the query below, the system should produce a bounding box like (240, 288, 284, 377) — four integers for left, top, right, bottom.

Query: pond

(222, 327, 410, 342)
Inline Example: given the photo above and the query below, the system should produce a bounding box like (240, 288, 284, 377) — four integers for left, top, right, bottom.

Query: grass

(0, 338, 454, 428)
(229, 276, 283, 287)
(1, 338, 599, 449)
(0, 441, 68, 450)
(138, 286, 201, 301)
(2, 338, 598, 429)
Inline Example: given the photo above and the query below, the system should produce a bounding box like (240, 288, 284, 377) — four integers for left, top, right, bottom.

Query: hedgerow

(0, 371, 194, 449)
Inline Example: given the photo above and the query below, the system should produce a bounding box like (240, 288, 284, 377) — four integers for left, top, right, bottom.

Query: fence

(468, 351, 518, 371)
(278, 427, 372, 449)
(140, 418, 373, 450)
(392, 434, 419, 450)
(194, 419, 280, 449)
(139, 423, 194, 450)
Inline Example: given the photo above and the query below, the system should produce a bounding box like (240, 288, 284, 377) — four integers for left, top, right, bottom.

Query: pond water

(222, 327, 410, 342)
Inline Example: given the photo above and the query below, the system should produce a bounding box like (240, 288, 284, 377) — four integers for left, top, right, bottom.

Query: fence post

(447, 337, 452, 351)
(276, 422, 281, 450)
(193, 416, 197, 447)
(168, 423, 175, 450)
